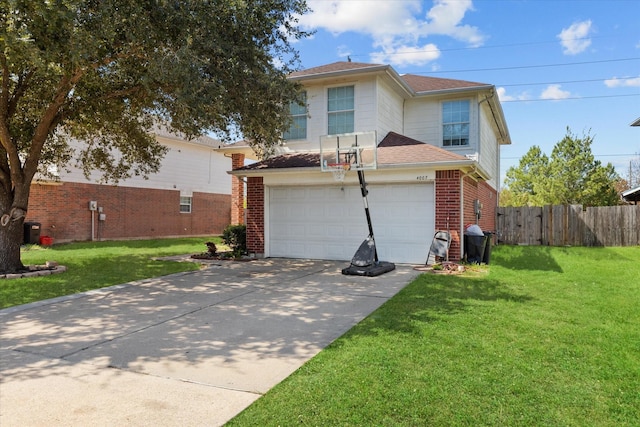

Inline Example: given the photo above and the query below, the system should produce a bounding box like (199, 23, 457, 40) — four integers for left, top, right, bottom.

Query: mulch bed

(190, 252, 252, 262)
(413, 262, 465, 274)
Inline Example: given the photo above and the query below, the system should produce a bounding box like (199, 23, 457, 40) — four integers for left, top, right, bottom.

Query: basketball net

(328, 163, 351, 182)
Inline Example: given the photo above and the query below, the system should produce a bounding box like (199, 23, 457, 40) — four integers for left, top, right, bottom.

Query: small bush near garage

(222, 224, 247, 257)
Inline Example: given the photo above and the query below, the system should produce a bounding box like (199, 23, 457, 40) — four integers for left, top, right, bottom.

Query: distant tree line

(500, 128, 623, 207)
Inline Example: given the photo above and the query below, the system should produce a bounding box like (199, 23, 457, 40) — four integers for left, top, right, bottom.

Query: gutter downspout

(481, 89, 505, 209)
(460, 165, 480, 258)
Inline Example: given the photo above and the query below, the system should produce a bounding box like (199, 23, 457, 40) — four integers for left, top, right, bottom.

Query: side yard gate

(497, 204, 640, 247)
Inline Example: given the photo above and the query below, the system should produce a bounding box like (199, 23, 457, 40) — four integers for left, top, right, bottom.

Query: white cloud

(336, 44, 352, 59)
(604, 76, 640, 88)
(496, 87, 530, 102)
(557, 20, 593, 55)
(371, 43, 441, 67)
(423, 0, 484, 47)
(299, 1, 422, 36)
(299, 0, 484, 66)
(540, 84, 571, 100)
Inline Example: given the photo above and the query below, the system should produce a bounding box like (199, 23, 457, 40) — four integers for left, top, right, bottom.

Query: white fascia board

(213, 143, 260, 160)
(379, 160, 491, 180)
(413, 85, 495, 98)
(288, 64, 391, 82)
(227, 167, 316, 177)
(485, 87, 512, 145)
(229, 161, 492, 181)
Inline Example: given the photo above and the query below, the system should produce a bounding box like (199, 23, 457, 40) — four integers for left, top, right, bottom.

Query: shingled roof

(237, 132, 469, 172)
(288, 61, 386, 79)
(288, 61, 492, 94)
(401, 74, 490, 93)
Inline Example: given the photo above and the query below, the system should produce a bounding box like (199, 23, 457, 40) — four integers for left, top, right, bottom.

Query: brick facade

(435, 170, 462, 261)
(462, 177, 497, 233)
(26, 182, 230, 242)
(231, 153, 245, 225)
(434, 170, 498, 261)
(246, 176, 264, 256)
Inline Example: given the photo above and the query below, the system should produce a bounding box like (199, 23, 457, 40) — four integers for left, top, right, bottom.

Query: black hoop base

(342, 261, 396, 277)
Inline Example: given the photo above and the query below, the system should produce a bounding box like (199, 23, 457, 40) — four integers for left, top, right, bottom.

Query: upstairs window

(283, 91, 307, 140)
(328, 85, 354, 135)
(442, 100, 470, 147)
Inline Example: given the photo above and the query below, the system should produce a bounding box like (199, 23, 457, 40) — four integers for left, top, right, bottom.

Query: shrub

(222, 224, 247, 257)
(205, 241, 217, 256)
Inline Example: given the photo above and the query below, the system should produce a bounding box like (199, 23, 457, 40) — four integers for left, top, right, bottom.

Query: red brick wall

(462, 176, 498, 247)
(463, 176, 479, 228)
(26, 182, 230, 242)
(462, 178, 497, 230)
(435, 170, 462, 261)
(231, 153, 245, 225)
(246, 177, 264, 255)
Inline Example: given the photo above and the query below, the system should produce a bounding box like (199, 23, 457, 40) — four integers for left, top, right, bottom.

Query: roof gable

(378, 132, 425, 147)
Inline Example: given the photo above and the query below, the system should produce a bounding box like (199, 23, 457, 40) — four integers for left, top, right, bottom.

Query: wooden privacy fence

(496, 204, 640, 247)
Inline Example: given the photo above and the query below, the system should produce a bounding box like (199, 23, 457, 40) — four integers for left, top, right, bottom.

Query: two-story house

(224, 61, 511, 264)
(26, 128, 232, 243)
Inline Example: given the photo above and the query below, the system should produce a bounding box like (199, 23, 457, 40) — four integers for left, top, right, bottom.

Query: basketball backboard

(320, 131, 377, 172)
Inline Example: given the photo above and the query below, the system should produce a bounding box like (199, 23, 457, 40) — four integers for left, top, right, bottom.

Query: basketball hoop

(327, 163, 351, 182)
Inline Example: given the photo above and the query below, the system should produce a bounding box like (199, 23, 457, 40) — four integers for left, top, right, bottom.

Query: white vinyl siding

(58, 137, 231, 195)
(404, 98, 440, 143)
(376, 77, 405, 142)
(479, 105, 499, 189)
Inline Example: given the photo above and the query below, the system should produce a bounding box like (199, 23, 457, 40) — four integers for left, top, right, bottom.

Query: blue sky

(288, 0, 640, 184)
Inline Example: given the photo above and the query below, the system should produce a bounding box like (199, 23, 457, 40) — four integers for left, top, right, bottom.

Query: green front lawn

(0, 237, 217, 309)
(228, 246, 640, 426)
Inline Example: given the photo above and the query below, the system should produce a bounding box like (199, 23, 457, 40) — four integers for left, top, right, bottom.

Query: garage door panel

(268, 183, 434, 264)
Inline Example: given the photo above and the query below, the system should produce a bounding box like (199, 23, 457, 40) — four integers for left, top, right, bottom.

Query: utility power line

(500, 93, 640, 103)
(352, 34, 631, 57)
(498, 77, 634, 87)
(424, 57, 640, 74)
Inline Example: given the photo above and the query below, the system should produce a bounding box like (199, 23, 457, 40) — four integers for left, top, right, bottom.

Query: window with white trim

(328, 85, 354, 135)
(179, 196, 192, 213)
(442, 100, 470, 147)
(283, 91, 307, 140)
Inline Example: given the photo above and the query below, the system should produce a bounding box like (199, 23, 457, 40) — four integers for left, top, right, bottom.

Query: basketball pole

(356, 168, 378, 263)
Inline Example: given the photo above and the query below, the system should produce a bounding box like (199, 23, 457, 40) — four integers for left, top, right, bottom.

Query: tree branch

(7, 70, 35, 118)
(0, 53, 21, 194)
(23, 68, 86, 184)
(0, 52, 9, 118)
(101, 85, 144, 101)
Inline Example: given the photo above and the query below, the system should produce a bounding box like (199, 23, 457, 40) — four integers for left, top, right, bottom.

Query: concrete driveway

(0, 258, 420, 426)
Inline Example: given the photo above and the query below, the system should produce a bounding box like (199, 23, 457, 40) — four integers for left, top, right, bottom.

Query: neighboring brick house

(26, 129, 232, 243)
(220, 61, 511, 264)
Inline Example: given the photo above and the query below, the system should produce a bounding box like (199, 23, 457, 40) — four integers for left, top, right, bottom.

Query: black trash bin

(23, 221, 41, 244)
(464, 233, 487, 264)
(482, 232, 493, 265)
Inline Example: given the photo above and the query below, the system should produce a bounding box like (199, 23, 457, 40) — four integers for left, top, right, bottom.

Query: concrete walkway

(0, 259, 420, 426)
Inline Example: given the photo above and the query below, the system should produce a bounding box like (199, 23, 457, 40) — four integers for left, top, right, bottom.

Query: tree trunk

(0, 216, 26, 274)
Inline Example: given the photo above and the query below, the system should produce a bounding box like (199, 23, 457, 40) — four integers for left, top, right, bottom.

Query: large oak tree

(0, 0, 309, 273)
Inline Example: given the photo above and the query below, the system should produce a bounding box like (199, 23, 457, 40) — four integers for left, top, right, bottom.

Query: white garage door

(268, 183, 434, 264)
